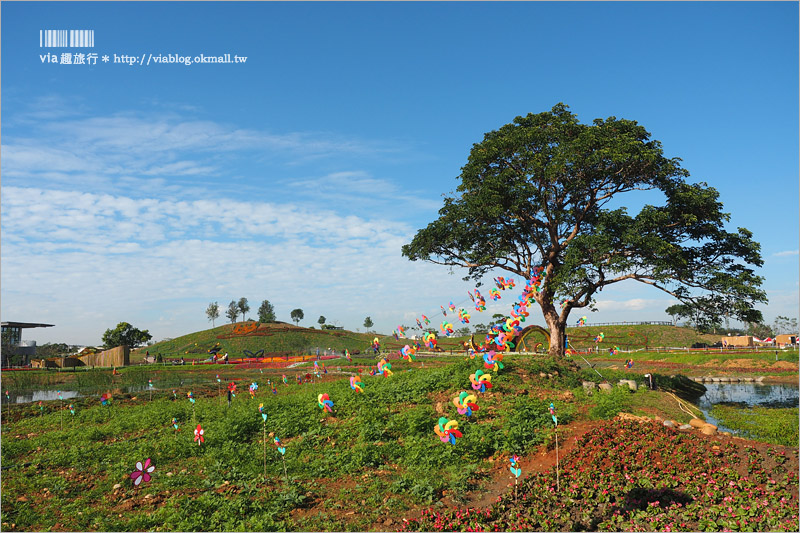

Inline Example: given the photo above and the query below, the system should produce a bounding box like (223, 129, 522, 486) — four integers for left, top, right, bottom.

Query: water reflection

(697, 382, 799, 435)
(11, 389, 80, 404)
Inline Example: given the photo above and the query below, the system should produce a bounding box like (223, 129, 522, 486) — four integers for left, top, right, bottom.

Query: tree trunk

(543, 306, 566, 359)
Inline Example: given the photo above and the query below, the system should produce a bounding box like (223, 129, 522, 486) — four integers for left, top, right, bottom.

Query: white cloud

(773, 250, 799, 257)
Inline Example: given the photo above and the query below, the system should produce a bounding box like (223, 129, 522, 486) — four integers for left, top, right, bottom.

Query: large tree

(402, 104, 766, 358)
(102, 322, 152, 348)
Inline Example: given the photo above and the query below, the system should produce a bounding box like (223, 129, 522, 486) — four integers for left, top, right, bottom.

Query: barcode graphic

(40, 29, 94, 48)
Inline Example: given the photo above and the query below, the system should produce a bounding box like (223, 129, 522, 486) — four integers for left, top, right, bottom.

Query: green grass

(710, 405, 799, 446)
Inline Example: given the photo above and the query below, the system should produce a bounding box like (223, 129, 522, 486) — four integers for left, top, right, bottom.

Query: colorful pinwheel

(458, 308, 471, 324)
(130, 458, 155, 487)
(483, 351, 504, 372)
(470, 370, 493, 392)
(100, 393, 111, 406)
(434, 417, 462, 445)
(401, 345, 417, 362)
(421, 315, 430, 325)
(258, 403, 267, 422)
(423, 332, 437, 349)
(452, 391, 479, 416)
(440, 321, 454, 336)
(228, 382, 237, 397)
(172, 417, 179, 431)
(350, 375, 363, 393)
(549, 403, 558, 426)
(317, 393, 334, 412)
(490, 288, 501, 300)
(194, 424, 204, 446)
(69, 404, 75, 415)
(509, 454, 521, 478)
(187, 391, 195, 404)
(377, 358, 393, 377)
(249, 382, 258, 398)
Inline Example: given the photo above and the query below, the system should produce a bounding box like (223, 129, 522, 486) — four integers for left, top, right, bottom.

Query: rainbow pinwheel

(452, 391, 479, 416)
(317, 393, 334, 412)
(595, 332, 605, 343)
(187, 391, 195, 404)
(423, 332, 437, 349)
(549, 403, 558, 426)
(434, 417, 462, 445)
(470, 369, 493, 392)
(69, 404, 75, 415)
(258, 403, 267, 422)
(440, 321, 454, 336)
(458, 308, 471, 324)
(350, 375, 363, 393)
(483, 351, 504, 372)
(421, 315, 430, 325)
(249, 382, 258, 398)
(100, 393, 112, 406)
(228, 382, 237, 397)
(490, 288, 501, 300)
(401, 345, 417, 362)
(172, 417, 179, 431)
(377, 358, 393, 377)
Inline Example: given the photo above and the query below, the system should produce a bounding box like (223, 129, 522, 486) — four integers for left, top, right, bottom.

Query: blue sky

(2, 1, 797, 346)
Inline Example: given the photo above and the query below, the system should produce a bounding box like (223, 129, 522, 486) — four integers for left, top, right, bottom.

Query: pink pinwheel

(194, 424, 204, 446)
(130, 458, 155, 487)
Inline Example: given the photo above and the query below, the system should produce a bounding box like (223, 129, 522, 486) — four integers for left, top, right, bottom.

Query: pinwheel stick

(262, 421, 267, 479)
(281, 454, 288, 483)
(555, 427, 560, 492)
(60, 398, 63, 431)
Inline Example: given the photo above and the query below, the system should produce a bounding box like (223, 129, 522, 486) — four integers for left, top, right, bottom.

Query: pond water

(9, 389, 81, 404)
(5, 377, 213, 404)
(697, 382, 799, 434)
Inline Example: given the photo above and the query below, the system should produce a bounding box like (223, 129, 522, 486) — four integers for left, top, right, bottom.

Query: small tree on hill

(363, 316, 374, 331)
(318, 316, 326, 327)
(238, 297, 250, 322)
(258, 300, 276, 323)
(226, 301, 239, 323)
(206, 302, 220, 327)
(102, 322, 152, 348)
(290, 308, 304, 326)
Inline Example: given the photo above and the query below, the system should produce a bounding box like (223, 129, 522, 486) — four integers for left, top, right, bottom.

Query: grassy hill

(134, 322, 722, 362)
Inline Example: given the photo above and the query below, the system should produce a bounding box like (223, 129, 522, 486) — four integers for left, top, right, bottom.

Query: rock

(582, 381, 596, 394)
(700, 424, 717, 436)
(689, 418, 706, 428)
(719, 377, 730, 383)
(663, 420, 676, 427)
(755, 376, 765, 383)
(720, 431, 731, 436)
(678, 424, 693, 430)
(384, 519, 394, 526)
(144, 493, 153, 499)
(539, 372, 547, 378)
(743, 377, 754, 382)
(166, 472, 173, 477)
(598, 383, 612, 392)
(113, 483, 122, 490)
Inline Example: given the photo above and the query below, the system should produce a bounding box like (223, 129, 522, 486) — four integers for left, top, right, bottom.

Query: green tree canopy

(318, 316, 326, 326)
(101, 322, 152, 349)
(403, 104, 766, 357)
(258, 300, 276, 323)
(290, 308, 304, 326)
(206, 302, 220, 327)
(226, 301, 239, 323)
(363, 316, 374, 330)
(237, 297, 250, 321)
